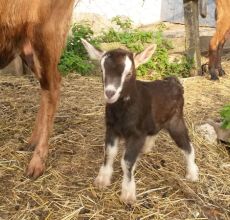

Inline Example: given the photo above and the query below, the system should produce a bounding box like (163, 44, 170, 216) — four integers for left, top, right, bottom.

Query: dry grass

(0, 58, 230, 219)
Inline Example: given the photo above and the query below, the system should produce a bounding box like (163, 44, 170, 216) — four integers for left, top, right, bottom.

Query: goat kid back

(81, 39, 199, 205)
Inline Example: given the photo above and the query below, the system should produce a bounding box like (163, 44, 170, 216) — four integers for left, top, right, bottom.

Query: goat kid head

(81, 39, 156, 104)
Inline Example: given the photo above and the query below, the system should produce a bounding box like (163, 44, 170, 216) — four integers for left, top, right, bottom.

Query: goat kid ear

(81, 38, 104, 61)
(133, 44, 157, 68)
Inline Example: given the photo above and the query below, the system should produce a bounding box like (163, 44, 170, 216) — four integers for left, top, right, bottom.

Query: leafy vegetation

(111, 16, 132, 30)
(59, 17, 194, 78)
(59, 23, 97, 75)
(220, 104, 230, 129)
(137, 31, 193, 78)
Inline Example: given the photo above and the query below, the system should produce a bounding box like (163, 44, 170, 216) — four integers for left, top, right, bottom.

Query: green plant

(59, 23, 98, 75)
(95, 23, 193, 79)
(111, 16, 132, 30)
(155, 22, 167, 31)
(220, 104, 230, 129)
(60, 18, 194, 78)
(136, 31, 193, 79)
(96, 28, 154, 52)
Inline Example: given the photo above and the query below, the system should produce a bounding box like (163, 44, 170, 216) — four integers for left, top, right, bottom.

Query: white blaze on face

(101, 55, 107, 80)
(101, 55, 133, 104)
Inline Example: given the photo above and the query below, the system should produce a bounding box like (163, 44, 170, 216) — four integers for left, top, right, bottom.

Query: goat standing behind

(202, 0, 230, 80)
(82, 39, 199, 205)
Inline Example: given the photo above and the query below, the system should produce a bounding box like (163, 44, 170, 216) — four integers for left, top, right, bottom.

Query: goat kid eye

(126, 73, 132, 78)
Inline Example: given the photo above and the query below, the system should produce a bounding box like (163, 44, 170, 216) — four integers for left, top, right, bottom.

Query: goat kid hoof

(186, 164, 199, 182)
(26, 156, 45, 179)
(120, 193, 136, 205)
(94, 176, 111, 189)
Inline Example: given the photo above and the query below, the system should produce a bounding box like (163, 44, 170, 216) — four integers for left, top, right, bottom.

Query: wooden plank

(183, 0, 201, 74)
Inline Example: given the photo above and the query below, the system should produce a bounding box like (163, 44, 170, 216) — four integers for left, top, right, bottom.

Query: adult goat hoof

(26, 156, 45, 179)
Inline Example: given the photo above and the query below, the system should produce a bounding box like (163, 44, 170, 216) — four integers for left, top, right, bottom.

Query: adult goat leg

(217, 40, 226, 77)
(27, 66, 61, 178)
(208, 21, 229, 80)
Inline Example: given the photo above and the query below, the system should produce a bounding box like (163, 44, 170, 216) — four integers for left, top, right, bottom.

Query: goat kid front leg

(94, 129, 119, 189)
(120, 136, 145, 205)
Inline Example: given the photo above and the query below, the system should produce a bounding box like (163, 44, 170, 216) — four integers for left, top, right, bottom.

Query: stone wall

(161, 0, 215, 27)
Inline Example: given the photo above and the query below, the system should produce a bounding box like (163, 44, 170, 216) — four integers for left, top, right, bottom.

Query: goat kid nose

(105, 90, 116, 99)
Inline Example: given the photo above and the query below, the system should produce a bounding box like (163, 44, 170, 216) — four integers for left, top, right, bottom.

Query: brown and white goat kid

(81, 39, 199, 205)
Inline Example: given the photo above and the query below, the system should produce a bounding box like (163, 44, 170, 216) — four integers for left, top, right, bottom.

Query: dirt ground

(0, 43, 230, 219)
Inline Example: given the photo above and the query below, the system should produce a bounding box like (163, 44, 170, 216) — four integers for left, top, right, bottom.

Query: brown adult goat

(202, 0, 230, 80)
(0, 0, 75, 178)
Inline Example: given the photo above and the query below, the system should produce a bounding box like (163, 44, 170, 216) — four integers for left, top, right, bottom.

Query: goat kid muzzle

(104, 86, 120, 104)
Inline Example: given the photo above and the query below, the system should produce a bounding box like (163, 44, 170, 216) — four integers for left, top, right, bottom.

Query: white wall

(74, 0, 162, 26)
(161, 0, 215, 27)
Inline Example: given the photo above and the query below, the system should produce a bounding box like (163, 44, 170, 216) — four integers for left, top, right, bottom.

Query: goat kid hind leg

(94, 132, 119, 189)
(167, 118, 199, 182)
(142, 135, 156, 154)
(183, 143, 199, 181)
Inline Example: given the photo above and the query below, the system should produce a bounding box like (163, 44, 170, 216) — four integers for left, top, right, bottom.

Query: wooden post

(183, 0, 201, 75)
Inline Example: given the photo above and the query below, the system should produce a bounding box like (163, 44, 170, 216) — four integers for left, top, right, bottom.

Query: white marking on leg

(184, 143, 199, 181)
(94, 138, 119, 188)
(142, 136, 156, 154)
(120, 157, 136, 204)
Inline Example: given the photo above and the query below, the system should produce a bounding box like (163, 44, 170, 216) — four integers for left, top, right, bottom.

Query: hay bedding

(0, 63, 229, 220)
